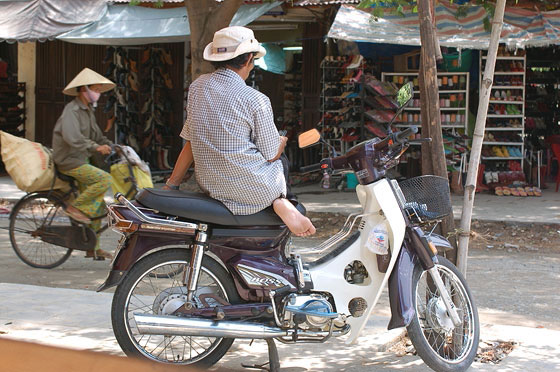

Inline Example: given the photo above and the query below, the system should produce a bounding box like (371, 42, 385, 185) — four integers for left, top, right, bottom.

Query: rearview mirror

(298, 129, 321, 148)
(396, 81, 413, 108)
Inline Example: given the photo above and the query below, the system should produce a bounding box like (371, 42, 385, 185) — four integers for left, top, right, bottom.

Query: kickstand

(241, 338, 280, 372)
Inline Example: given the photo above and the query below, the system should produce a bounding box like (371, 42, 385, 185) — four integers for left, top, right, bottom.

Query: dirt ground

(306, 211, 560, 252)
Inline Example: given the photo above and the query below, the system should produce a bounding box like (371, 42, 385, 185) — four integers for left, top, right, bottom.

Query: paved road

(1, 216, 559, 371)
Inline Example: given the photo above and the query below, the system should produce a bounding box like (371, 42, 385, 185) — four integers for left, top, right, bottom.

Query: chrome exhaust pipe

(134, 313, 288, 339)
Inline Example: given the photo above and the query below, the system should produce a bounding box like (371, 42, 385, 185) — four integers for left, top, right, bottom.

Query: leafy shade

(357, 0, 417, 19)
(357, 0, 497, 31)
(129, 0, 164, 8)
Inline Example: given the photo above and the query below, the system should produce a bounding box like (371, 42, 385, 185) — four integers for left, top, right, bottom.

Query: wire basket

(398, 175, 452, 222)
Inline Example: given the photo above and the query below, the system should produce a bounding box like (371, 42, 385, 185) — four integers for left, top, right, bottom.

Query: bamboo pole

(456, 0, 507, 276)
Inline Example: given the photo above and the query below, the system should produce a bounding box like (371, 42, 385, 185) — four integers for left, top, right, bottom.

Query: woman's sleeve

(60, 110, 98, 152)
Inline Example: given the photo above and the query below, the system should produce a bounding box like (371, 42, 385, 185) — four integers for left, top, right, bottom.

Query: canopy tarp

(57, 2, 282, 45)
(328, 2, 560, 49)
(0, 0, 107, 43)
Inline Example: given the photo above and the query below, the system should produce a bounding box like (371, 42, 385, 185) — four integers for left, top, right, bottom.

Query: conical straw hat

(63, 68, 116, 96)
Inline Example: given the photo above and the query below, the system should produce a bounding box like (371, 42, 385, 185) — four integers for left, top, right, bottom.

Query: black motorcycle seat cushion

(135, 188, 306, 227)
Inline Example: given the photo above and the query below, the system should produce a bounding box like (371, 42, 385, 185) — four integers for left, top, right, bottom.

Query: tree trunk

(457, 0, 507, 276)
(185, 0, 244, 81)
(417, 0, 455, 259)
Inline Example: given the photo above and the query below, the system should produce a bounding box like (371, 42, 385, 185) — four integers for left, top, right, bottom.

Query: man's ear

(245, 54, 254, 67)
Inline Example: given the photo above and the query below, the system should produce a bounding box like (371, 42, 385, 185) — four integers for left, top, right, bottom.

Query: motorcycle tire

(9, 192, 73, 269)
(111, 249, 241, 368)
(407, 255, 480, 372)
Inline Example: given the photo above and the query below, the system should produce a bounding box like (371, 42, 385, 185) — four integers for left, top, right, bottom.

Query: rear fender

(96, 232, 193, 292)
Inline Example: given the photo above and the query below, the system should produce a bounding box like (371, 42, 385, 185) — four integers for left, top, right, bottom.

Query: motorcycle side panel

(309, 179, 406, 344)
(387, 241, 417, 330)
(98, 228, 290, 292)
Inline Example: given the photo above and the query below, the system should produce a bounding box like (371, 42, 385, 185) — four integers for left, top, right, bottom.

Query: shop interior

(248, 40, 560, 195)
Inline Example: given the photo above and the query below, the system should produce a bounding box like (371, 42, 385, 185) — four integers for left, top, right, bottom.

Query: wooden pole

(418, 0, 456, 258)
(457, 0, 507, 276)
(418, 0, 445, 180)
(185, 0, 243, 80)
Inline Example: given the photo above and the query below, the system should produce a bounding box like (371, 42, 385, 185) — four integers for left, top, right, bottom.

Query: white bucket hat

(63, 67, 116, 96)
(203, 26, 266, 62)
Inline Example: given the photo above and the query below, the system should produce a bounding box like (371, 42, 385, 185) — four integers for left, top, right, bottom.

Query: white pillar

(17, 42, 36, 141)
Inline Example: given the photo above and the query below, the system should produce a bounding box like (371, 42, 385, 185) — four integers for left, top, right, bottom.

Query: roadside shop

(312, 1, 560, 194)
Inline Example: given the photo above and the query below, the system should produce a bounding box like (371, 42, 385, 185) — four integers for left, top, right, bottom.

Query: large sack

(0, 131, 67, 192)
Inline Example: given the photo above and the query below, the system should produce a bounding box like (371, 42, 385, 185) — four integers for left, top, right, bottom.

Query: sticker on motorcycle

(366, 224, 389, 255)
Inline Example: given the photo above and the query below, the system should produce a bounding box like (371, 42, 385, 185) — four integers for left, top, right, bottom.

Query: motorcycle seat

(135, 188, 306, 227)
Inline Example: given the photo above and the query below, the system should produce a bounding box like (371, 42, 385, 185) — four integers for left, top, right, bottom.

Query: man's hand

(268, 136, 288, 162)
(96, 144, 112, 155)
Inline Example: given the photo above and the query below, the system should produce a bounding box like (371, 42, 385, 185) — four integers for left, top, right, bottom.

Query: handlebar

(300, 163, 322, 173)
(299, 126, 419, 174)
(394, 126, 418, 144)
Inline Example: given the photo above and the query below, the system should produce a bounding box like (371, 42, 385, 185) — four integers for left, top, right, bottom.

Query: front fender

(387, 240, 418, 330)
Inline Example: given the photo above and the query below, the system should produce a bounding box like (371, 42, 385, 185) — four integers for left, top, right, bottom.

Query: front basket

(398, 175, 453, 221)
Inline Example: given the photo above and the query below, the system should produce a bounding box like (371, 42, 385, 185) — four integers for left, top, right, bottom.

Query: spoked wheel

(9, 192, 73, 269)
(111, 249, 240, 368)
(407, 256, 480, 372)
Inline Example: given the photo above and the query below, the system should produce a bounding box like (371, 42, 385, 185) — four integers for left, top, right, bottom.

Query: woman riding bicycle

(52, 68, 115, 260)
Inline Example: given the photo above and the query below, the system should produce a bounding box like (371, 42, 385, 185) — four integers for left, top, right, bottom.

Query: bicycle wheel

(9, 192, 74, 269)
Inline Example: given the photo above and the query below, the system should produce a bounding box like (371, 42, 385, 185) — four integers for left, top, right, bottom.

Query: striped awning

(328, 2, 560, 49)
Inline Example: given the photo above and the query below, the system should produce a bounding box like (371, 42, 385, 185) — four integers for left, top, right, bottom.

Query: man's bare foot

(273, 198, 316, 237)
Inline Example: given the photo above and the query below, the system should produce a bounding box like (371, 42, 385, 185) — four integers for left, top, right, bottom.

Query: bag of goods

(0, 131, 67, 192)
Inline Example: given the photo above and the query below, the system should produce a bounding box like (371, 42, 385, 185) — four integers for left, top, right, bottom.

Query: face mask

(84, 86, 101, 107)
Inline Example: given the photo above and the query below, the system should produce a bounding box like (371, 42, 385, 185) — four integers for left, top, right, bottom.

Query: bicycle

(8, 145, 140, 269)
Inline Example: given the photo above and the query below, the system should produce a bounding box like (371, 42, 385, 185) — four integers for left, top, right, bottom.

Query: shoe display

(104, 115, 116, 133)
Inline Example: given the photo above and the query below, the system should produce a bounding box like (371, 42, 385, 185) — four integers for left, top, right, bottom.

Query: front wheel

(111, 249, 241, 368)
(407, 256, 480, 372)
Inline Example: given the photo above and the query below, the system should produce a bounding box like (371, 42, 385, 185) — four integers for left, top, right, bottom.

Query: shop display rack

(0, 82, 25, 173)
(479, 52, 526, 166)
(102, 46, 175, 180)
(381, 72, 469, 174)
(320, 55, 364, 155)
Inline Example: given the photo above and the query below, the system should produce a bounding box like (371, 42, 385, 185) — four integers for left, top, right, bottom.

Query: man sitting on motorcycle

(165, 26, 315, 237)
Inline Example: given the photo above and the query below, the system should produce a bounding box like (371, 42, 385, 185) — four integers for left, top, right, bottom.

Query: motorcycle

(99, 82, 479, 372)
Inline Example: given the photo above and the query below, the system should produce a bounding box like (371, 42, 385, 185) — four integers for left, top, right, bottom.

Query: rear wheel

(9, 193, 73, 269)
(407, 256, 479, 372)
(111, 249, 240, 368)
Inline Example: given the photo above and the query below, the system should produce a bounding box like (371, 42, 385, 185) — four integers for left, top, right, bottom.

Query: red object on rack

(545, 135, 560, 192)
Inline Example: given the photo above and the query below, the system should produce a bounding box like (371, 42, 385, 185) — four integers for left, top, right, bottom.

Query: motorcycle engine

(282, 293, 335, 331)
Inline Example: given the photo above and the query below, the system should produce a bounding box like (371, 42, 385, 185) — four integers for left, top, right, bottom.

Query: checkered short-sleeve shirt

(180, 68, 286, 215)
